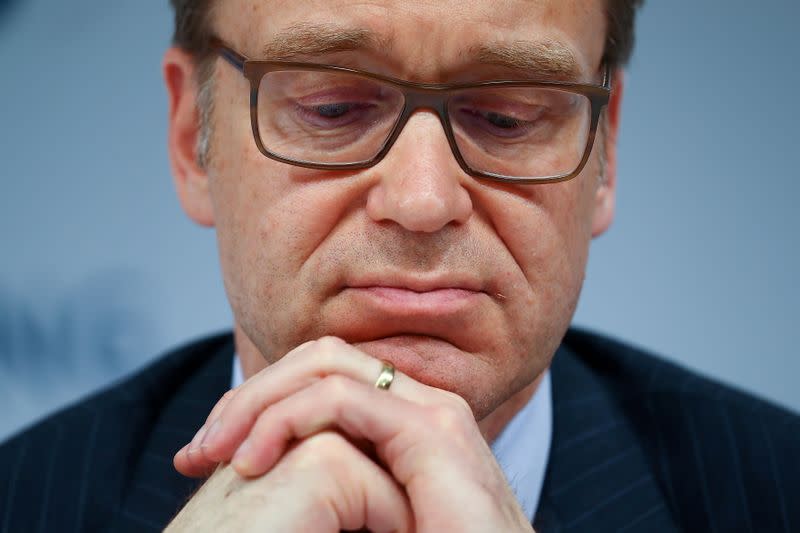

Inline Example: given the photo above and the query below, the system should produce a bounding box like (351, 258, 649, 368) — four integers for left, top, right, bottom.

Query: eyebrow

(261, 23, 391, 60)
(261, 23, 581, 80)
(469, 40, 582, 79)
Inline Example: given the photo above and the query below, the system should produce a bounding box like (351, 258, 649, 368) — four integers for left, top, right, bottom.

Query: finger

(168, 434, 413, 533)
(174, 448, 216, 479)
(203, 386, 242, 428)
(175, 438, 224, 479)
(197, 336, 444, 465)
(174, 386, 241, 477)
(278, 431, 414, 533)
(174, 340, 316, 475)
(231, 374, 455, 479)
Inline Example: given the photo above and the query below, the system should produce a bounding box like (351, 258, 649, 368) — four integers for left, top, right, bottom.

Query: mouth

(324, 272, 497, 354)
(347, 285, 481, 311)
(342, 276, 486, 316)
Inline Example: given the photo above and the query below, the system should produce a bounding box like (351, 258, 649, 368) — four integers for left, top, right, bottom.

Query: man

(1, 0, 798, 532)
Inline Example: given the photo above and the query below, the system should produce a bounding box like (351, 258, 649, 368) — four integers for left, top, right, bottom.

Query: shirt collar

(489, 369, 552, 521)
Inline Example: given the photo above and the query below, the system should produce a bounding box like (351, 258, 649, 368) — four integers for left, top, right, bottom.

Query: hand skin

(167, 432, 413, 533)
(170, 337, 535, 532)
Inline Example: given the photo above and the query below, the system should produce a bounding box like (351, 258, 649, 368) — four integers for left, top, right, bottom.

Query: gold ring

(374, 362, 395, 390)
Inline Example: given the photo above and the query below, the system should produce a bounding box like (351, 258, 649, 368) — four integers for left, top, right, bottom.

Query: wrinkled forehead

(214, 0, 607, 82)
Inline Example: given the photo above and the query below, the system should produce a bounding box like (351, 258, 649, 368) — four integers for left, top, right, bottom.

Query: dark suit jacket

(1, 329, 798, 532)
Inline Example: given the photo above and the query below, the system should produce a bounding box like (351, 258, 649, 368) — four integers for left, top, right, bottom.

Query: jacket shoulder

(0, 332, 233, 532)
(563, 328, 798, 418)
(562, 328, 800, 532)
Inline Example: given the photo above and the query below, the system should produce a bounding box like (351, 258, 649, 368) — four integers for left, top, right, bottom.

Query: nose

(365, 112, 473, 233)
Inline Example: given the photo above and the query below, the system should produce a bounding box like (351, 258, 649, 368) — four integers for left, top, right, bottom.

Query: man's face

(170, 0, 617, 422)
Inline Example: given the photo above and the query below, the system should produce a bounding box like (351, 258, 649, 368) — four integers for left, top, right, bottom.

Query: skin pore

(167, 0, 620, 444)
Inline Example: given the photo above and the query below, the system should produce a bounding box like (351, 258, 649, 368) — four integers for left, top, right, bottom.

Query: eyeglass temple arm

(209, 38, 246, 72)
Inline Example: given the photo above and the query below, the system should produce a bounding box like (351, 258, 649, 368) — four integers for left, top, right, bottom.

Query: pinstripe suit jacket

(1, 329, 798, 532)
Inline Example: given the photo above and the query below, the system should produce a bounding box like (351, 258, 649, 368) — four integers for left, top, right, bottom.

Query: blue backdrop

(0, 0, 798, 440)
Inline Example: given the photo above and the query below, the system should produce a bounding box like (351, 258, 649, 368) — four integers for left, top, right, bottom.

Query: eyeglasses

(211, 38, 611, 184)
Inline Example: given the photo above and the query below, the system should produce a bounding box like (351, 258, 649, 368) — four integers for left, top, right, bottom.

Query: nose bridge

(405, 89, 448, 116)
(378, 85, 469, 177)
(365, 91, 473, 234)
(388, 88, 452, 154)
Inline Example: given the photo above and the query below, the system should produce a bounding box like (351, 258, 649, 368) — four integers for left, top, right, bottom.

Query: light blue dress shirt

(231, 356, 551, 522)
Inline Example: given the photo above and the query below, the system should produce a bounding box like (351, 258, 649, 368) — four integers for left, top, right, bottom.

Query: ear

(591, 69, 624, 238)
(163, 47, 215, 227)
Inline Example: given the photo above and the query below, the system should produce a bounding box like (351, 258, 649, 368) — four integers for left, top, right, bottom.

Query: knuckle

(310, 430, 349, 450)
(445, 391, 474, 416)
(312, 336, 346, 366)
(316, 335, 345, 351)
(430, 402, 471, 431)
(220, 388, 237, 403)
(322, 374, 351, 397)
(294, 431, 352, 465)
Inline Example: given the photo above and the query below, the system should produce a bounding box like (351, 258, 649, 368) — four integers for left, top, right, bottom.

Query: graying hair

(195, 60, 216, 169)
(597, 116, 609, 185)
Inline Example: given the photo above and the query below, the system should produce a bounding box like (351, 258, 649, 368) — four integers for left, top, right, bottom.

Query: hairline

(192, 3, 622, 169)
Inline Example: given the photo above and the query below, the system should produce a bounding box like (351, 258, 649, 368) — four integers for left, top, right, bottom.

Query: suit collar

(533, 341, 680, 533)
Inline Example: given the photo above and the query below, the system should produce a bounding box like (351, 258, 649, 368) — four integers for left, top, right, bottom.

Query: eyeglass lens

(256, 69, 592, 179)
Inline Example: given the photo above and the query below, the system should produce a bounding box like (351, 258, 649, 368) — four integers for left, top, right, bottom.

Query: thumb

(281, 432, 415, 533)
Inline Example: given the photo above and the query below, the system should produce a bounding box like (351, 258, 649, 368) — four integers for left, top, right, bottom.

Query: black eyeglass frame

(210, 38, 611, 184)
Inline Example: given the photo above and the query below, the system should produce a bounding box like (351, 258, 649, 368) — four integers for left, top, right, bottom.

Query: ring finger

(191, 336, 448, 467)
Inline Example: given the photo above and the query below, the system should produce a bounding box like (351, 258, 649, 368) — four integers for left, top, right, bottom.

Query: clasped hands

(168, 337, 534, 532)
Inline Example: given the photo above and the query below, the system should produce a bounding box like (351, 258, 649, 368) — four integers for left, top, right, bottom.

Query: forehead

(215, 0, 607, 81)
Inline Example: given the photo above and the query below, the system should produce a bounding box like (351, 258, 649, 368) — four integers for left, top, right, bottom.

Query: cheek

(485, 179, 594, 336)
(492, 180, 591, 283)
(211, 150, 366, 358)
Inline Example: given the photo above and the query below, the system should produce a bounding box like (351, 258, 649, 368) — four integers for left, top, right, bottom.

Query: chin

(353, 334, 507, 415)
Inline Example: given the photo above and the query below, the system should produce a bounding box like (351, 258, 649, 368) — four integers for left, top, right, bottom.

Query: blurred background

(0, 0, 798, 441)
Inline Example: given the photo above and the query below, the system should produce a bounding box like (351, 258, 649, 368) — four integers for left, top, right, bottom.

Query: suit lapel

(533, 344, 680, 533)
(114, 336, 234, 531)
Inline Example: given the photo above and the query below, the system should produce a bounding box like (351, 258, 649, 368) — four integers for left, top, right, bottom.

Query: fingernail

(232, 439, 252, 470)
(201, 419, 222, 449)
(188, 424, 208, 454)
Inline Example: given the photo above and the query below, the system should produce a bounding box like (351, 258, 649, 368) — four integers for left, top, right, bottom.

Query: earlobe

(164, 47, 215, 227)
(591, 70, 624, 238)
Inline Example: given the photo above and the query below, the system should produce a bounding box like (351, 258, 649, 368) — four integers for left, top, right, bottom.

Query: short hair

(170, 0, 643, 169)
(169, 0, 645, 72)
